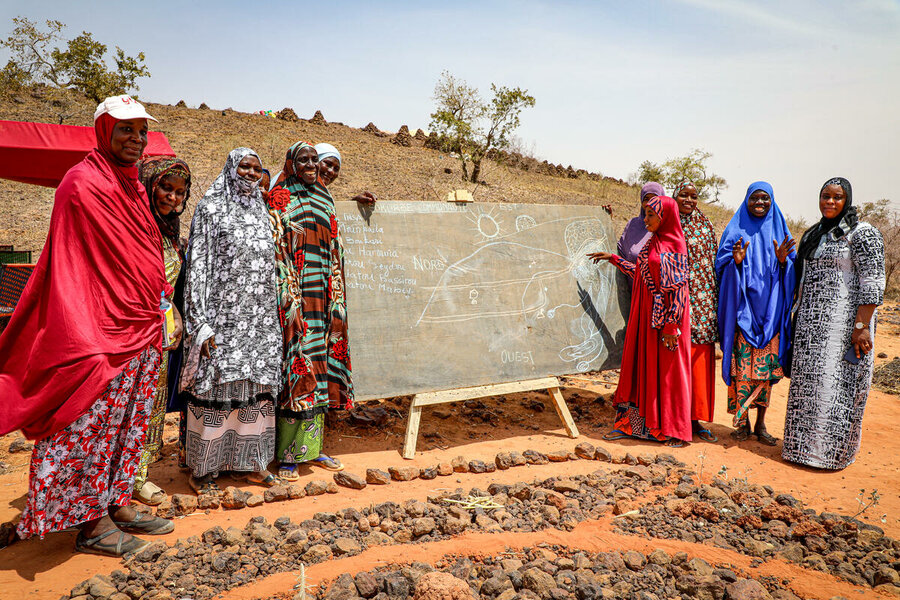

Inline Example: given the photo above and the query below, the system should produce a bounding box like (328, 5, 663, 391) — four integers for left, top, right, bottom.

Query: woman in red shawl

(0, 95, 179, 556)
(589, 195, 692, 447)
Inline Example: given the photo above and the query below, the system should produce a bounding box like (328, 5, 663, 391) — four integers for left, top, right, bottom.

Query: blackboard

(335, 201, 627, 400)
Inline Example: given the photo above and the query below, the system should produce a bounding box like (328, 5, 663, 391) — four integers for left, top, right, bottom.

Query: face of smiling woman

(110, 118, 148, 164)
(747, 189, 772, 218)
(819, 184, 847, 220)
(675, 185, 699, 215)
(236, 155, 263, 181)
(319, 156, 341, 187)
(293, 146, 319, 185)
(153, 174, 187, 216)
(643, 203, 662, 233)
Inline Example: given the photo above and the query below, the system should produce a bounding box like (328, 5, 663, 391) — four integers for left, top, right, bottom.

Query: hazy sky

(2, 0, 898, 221)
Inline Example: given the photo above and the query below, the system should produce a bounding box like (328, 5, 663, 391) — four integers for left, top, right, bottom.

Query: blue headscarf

(715, 181, 796, 384)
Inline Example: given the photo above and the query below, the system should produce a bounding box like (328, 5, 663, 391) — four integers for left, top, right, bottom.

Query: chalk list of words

(340, 211, 437, 299)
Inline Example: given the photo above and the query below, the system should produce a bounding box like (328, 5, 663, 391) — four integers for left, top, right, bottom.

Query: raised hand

(773, 234, 796, 264)
(587, 252, 613, 263)
(732, 237, 749, 265)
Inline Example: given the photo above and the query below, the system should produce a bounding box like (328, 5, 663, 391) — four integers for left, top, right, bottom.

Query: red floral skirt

(17, 346, 160, 539)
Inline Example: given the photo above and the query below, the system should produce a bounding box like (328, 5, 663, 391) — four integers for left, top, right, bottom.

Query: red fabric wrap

(0, 115, 169, 440)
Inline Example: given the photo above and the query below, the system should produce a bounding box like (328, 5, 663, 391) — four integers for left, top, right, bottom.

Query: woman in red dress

(589, 195, 692, 447)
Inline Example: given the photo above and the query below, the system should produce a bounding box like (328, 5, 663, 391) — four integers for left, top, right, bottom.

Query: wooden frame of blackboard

(402, 376, 580, 459)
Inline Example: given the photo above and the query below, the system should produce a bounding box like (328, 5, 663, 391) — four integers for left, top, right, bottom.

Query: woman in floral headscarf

(673, 180, 719, 442)
(268, 141, 353, 481)
(132, 156, 191, 506)
(180, 148, 282, 493)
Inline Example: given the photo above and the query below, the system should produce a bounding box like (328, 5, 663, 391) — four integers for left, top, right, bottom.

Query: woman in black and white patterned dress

(783, 177, 885, 470)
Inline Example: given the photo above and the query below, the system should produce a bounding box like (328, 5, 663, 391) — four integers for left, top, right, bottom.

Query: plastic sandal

(310, 455, 344, 472)
(244, 470, 280, 487)
(602, 429, 629, 441)
(75, 529, 150, 558)
(132, 481, 167, 506)
(695, 428, 718, 443)
(278, 464, 301, 482)
(664, 438, 686, 448)
(189, 475, 221, 496)
(113, 512, 174, 535)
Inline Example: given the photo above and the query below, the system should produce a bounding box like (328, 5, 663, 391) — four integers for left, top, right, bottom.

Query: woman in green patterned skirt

(268, 141, 353, 480)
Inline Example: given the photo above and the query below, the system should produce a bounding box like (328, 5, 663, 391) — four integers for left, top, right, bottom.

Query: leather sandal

(132, 481, 167, 506)
(112, 511, 174, 535)
(75, 529, 150, 558)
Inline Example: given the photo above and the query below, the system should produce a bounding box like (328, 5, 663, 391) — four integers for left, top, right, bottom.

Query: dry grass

(0, 90, 736, 258)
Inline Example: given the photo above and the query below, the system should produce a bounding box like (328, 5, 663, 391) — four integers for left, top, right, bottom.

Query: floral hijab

(205, 147, 263, 208)
(138, 155, 191, 253)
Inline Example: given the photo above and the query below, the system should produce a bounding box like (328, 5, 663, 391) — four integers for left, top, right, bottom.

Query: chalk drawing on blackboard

(516, 215, 537, 231)
(414, 215, 614, 369)
(466, 206, 503, 242)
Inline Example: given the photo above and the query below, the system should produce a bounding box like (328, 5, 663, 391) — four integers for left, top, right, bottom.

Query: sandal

(189, 475, 221, 496)
(730, 425, 751, 442)
(113, 511, 174, 535)
(755, 430, 778, 446)
(75, 528, 150, 558)
(664, 438, 686, 448)
(602, 429, 629, 441)
(695, 428, 718, 443)
(132, 481, 167, 506)
(310, 455, 344, 472)
(244, 470, 280, 487)
(278, 464, 301, 482)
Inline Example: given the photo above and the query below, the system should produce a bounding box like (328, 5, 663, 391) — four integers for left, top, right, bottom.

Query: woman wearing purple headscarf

(783, 177, 884, 470)
(618, 182, 665, 263)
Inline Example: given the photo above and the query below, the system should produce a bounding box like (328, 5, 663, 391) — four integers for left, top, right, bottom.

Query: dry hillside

(0, 90, 736, 258)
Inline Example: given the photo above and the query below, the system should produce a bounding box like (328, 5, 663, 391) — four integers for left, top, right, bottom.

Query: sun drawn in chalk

(466, 207, 503, 243)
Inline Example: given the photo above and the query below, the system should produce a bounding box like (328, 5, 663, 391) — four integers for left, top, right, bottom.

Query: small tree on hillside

(632, 149, 727, 202)
(0, 16, 149, 102)
(430, 71, 535, 184)
(858, 199, 900, 296)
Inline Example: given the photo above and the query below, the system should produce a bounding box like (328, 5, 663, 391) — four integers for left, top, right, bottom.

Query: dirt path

(1, 326, 898, 599)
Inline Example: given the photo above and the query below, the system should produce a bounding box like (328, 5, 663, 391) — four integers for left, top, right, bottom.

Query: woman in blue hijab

(716, 181, 796, 444)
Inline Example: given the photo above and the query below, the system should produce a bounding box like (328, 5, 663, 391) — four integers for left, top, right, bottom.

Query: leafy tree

(430, 71, 535, 184)
(632, 149, 728, 202)
(858, 199, 900, 296)
(0, 16, 149, 102)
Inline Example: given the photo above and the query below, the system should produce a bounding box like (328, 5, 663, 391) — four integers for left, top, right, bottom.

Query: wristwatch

(855, 322, 868, 330)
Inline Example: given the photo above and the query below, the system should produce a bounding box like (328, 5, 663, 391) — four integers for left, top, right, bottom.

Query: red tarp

(0, 120, 175, 188)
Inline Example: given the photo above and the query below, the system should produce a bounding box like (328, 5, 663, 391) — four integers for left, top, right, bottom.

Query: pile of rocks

(175, 100, 187, 108)
(391, 126, 412, 147)
(414, 128, 427, 141)
(278, 107, 299, 122)
(58, 465, 674, 600)
(615, 478, 900, 593)
(319, 547, 801, 600)
(311, 110, 327, 125)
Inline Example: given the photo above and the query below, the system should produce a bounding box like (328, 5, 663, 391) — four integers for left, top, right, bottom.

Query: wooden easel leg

(549, 384, 580, 438)
(403, 396, 423, 459)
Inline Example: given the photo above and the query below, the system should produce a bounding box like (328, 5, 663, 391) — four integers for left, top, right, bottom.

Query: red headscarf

(0, 114, 170, 440)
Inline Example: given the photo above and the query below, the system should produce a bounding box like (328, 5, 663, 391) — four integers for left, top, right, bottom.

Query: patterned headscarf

(271, 141, 315, 190)
(796, 177, 857, 286)
(672, 180, 695, 198)
(138, 155, 191, 251)
(205, 147, 263, 208)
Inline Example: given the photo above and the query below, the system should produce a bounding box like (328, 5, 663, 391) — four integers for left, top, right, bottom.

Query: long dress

(134, 237, 182, 492)
(783, 222, 884, 469)
(609, 195, 692, 443)
(680, 209, 718, 421)
(181, 149, 282, 478)
(268, 145, 353, 464)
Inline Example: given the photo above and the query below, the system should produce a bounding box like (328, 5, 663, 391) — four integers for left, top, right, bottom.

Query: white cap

(93, 95, 158, 122)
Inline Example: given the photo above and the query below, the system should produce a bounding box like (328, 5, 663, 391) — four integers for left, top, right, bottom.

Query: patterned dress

(134, 237, 182, 492)
(268, 143, 353, 464)
(680, 209, 718, 422)
(181, 149, 282, 478)
(18, 347, 160, 539)
(727, 332, 783, 425)
(783, 222, 884, 469)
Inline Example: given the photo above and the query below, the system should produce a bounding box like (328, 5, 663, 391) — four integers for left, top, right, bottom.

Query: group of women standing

(592, 176, 885, 471)
(0, 95, 364, 556)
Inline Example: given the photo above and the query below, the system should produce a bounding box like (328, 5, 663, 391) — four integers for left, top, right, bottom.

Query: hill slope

(0, 90, 735, 257)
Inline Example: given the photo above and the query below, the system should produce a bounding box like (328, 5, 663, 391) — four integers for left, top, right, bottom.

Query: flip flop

(664, 438, 686, 448)
(278, 464, 301, 482)
(132, 481, 167, 506)
(244, 470, 280, 487)
(310, 455, 344, 471)
(695, 428, 718, 443)
(602, 429, 629, 441)
(755, 430, 778, 446)
(113, 512, 174, 535)
(75, 529, 150, 558)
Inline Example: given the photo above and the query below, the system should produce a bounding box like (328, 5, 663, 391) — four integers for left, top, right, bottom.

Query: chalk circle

(477, 214, 500, 239)
(516, 215, 537, 231)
